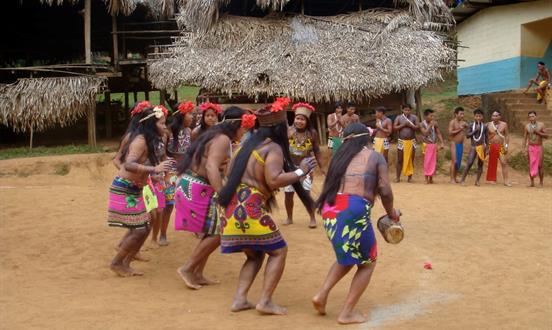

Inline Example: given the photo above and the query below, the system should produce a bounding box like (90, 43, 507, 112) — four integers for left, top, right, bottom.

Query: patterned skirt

(221, 184, 286, 254)
(107, 177, 150, 228)
(322, 194, 377, 265)
(174, 172, 218, 235)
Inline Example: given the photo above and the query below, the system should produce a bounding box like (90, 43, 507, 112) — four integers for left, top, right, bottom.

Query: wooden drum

(376, 213, 404, 244)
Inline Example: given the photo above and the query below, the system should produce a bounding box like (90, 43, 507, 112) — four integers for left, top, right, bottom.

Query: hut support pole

(84, 0, 92, 64)
(88, 102, 97, 147)
(415, 88, 422, 118)
(105, 92, 112, 138)
(316, 114, 324, 147)
(145, 91, 150, 101)
(160, 89, 167, 106)
(29, 126, 34, 150)
(124, 92, 129, 111)
(112, 15, 119, 70)
(174, 89, 178, 102)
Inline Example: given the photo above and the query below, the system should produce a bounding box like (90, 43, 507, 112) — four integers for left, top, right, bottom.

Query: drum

(377, 213, 404, 244)
(330, 137, 343, 154)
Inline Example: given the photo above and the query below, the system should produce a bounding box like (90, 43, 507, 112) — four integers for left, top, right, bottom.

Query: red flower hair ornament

(270, 97, 291, 113)
(177, 101, 195, 115)
(240, 114, 257, 129)
(130, 101, 152, 116)
(199, 102, 222, 114)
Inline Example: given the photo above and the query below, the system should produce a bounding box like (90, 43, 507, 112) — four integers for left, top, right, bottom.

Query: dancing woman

(312, 123, 400, 325)
(107, 106, 173, 276)
(191, 102, 221, 141)
(175, 106, 254, 289)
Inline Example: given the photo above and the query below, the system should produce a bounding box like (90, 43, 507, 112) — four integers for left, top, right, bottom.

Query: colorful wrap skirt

(322, 194, 377, 265)
(164, 172, 177, 206)
(221, 184, 286, 254)
(107, 177, 150, 228)
(174, 172, 219, 235)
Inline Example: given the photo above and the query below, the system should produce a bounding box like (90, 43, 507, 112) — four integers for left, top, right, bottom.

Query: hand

(440, 143, 445, 150)
(389, 208, 401, 223)
(154, 160, 173, 173)
(299, 157, 317, 174)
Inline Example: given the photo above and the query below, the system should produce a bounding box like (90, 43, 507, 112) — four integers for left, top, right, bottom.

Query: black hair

(315, 123, 370, 213)
(401, 104, 412, 109)
(375, 106, 386, 114)
(335, 101, 343, 109)
(219, 120, 314, 214)
(473, 108, 483, 116)
(423, 108, 434, 116)
(454, 106, 464, 114)
(177, 106, 244, 175)
(528, 111, 537, 116)
(347, 101, 355, 108)
(538, 61, 545, 66)
(197, 108, 222, 136)
(119, 107, 163, 166)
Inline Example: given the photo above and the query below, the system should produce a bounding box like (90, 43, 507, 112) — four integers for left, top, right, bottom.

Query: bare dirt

(0, 144, 551, 329)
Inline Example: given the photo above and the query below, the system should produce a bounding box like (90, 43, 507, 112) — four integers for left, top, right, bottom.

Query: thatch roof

(37, 0, 174, 17)
(0, 76, 106, 133)
(181, 0, 454, 33)
(148, 9, 456, 101)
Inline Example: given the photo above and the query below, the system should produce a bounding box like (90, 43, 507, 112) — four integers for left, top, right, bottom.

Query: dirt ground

(0, 145, 551, 329)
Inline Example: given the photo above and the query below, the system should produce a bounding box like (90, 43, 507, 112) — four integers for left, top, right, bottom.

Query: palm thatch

(180, 0, 453, 33)
(148, 10, 455, 102)
(0, 76, 106, 133)
(37, 0, 174, 18)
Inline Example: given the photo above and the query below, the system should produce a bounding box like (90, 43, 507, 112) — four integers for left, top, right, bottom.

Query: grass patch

(509, 144, 552, 176)
(0, 145, 110, 160)
(96, 86, 200, 108)
(53, 163, 71, 176)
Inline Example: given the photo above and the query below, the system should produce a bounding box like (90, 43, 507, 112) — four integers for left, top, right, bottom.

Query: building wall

(457, 0, 552, 95)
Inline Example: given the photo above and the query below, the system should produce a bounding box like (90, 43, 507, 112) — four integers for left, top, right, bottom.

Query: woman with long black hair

(312, 123, 400, 325)
(107, 106, 173, 277)
(174, 106, 255, 290)
(217, 98, 317, 315)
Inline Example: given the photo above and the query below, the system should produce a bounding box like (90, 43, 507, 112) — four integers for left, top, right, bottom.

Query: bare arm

(504, 124, 509, 146)
(264, 146, 304, 190)
(393, 117, 403, 131)
(435, 124, 445, 146)
(411, 116, 420, 130)
(378, 119, 393, 134)
(448, 120, 464, 135)
(123, 136, 156, 174)
(353, 115, 360, 124)
(523, 125, 528, 148)
(375, 154, 399, 220)
(205, 135, 231, 193)
(327, 114, 337, 129)
(538, 124, 549, 139)
(311, 130, 324, 172)
(191, 127, 200, 142)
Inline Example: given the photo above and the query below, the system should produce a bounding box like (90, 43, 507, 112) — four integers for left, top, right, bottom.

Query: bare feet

(133, 252, 150, 262)
(176, 266, 202, 290)
(283, 218, 293, 226)
(256, 301, 287, 315)
(504, 182, 512, 187)
(129, 267, 144, 276)
(158, 237, 169, 246)
(308, 219, 317, 229)
(475, 181, 480, 186)
(110, 264, 133, 277)
(337, 310, 367, 325)
(394, 178, 400, 183)
(312, 294, 327, 315)
(487, 181, 497, 185)
(407, 176, 413, 183)
(460, 181, 466, 186)
(449, 180, 457, 184)
(231, 298, 255, 312)
(196, 275, 220, 286)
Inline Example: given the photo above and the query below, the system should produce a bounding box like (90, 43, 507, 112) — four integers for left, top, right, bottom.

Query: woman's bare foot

(158, 237, 169, 246)
(110, 264, 133, 277)
(128, 267, 144, 276)
(337, 310, 367, 325)
(133, 252, 150, 262)
(407, 177, 413, 183)
(231, 298, 255, 312)
(282, 218, 293, 226)
(308, 219, 317, 229)
(504, 182, 512, 187)
(176, 266, 202, 290)
(256, 301, 287, 315)
(312, 294, 327, 315)
(475, 181, 480, 186)
(487, 181, 497, 185)
(394, 178, 400, 183)
(195, 275, 220, 286)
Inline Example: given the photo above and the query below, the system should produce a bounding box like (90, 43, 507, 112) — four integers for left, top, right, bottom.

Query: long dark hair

(168, 111, 187, 152)
(219, 120, 314, 214)
(177, 106, 244, 175)
(196, 108, 222, 136)
(315, 123, 370, 212)
(119, 108, 162, 166)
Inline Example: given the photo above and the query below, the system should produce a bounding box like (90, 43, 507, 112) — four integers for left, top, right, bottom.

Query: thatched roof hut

(148, 0, 455, 102)
(0, 76, 106, 133)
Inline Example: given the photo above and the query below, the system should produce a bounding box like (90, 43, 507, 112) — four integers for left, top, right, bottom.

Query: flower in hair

(270, 97, 291, 113)
(292, 102, 315, 112)
(275, 97, 291, 108)
(139, 106, 166, 123)
(241, 114, 257, 129)
(156, 105, 169, 116)
(177, 101, 195, 114)
(130, 101, 152, 116)
(200, 102, 222, 114)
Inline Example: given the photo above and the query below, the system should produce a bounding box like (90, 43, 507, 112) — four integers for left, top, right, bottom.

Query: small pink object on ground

(424, 262, 433, 270)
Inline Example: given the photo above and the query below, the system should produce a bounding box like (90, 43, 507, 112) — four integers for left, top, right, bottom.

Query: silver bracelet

(294, 169, 305, 177)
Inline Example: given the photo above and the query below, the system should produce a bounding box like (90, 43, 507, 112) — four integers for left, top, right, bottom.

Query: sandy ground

(0, 148, 551, 330)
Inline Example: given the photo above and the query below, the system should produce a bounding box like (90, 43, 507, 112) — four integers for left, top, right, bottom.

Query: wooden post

(87, 102, 97, 147)
(84, 0, 92, 64)
(133, 91, 138, 104)
(145, 90, 150, 101)
(29, 126, 34, 150)
(316, 113, 324, 146)
(105, 92, 112, 138)
(124, 91, 129, 111)
(415, 88, 422, 118)
(160, 89, 167, 106)
(174, 89, 178, 102)
(111, 15, 119, 70)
